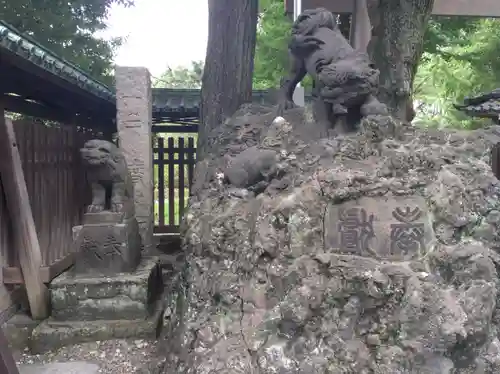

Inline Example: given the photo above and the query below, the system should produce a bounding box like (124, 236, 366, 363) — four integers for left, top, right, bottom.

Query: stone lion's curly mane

(291, 7, 337, 37)
(81, 139, 128, 182)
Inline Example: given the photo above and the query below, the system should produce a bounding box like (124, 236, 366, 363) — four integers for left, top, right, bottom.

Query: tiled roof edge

(0, 20, 115, 102)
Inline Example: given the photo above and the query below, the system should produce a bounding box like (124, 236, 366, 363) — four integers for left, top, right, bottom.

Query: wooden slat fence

(153, 124, 197, 234)
(0, 120, 99, 284)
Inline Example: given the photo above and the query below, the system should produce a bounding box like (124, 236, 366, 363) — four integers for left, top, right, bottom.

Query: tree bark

(199, 0, 259, 159)
(367, 0, 434, 122)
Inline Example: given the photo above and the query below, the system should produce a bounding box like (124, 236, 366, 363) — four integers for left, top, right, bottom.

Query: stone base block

(72, 215, 141, 275)
(51, 257, 161, 322)
(83, 212, 125, 225)
(29, 303, 163, 354)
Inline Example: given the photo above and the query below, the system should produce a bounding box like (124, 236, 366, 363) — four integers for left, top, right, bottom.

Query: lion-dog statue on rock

(278, 8, 388, 134)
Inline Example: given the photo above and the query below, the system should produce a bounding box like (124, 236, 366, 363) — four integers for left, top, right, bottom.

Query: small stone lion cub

(80, 139, 134, 214)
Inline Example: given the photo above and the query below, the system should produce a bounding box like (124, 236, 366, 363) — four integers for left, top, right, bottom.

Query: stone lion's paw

(111, 203, 124, 213)
(87, 204, 104, 213)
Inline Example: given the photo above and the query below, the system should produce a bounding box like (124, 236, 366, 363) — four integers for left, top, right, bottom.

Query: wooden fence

(0, 120, 97, 284)
(153, 124, 197, 234)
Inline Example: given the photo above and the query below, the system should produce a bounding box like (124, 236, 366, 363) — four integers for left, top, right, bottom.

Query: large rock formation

(159, 104, 500, 373)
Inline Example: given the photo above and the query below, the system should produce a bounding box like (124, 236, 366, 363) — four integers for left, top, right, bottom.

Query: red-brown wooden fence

(0, 120, 98, 284)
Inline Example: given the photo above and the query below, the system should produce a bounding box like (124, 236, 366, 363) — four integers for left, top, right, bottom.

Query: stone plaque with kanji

(71, 214, 142, 275)
(324, 195, 434, 259)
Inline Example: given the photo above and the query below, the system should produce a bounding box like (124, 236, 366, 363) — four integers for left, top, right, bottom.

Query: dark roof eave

(0, 20, 116, 103)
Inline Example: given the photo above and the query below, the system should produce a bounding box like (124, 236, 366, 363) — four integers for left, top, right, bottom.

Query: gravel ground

(13, 339, 161, 373)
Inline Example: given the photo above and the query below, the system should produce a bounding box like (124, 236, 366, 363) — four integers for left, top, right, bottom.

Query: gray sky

(100, 0, 208, 78)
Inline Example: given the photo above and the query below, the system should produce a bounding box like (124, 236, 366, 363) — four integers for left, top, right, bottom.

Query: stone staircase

(4, 235, 183, 356)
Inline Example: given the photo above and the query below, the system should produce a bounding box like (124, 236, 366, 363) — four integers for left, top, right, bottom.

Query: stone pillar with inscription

(115, 66, 154, 253)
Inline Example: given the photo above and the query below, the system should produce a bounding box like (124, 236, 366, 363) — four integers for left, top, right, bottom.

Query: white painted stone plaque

(324, 195, 434, 260)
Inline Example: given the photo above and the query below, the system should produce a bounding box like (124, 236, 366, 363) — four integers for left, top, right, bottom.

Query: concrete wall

(115, 66, 154, 252)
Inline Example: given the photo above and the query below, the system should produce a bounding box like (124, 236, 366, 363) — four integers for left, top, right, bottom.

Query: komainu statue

(74, 139, 141, 275)
(80, 139, 134, 215)
(278, 8, 387, 133)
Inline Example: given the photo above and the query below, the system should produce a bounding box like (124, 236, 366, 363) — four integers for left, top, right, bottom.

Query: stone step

(18, 361, 99, 374)
(50, 257, 162, 322)
(29, 300, 163, 354)
(3, 313, 40, 351)
(154, 234, 181, 254)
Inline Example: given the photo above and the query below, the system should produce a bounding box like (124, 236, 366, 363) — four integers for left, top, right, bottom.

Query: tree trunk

(199, 0, 258, 159)
(367, 0, 434, 122)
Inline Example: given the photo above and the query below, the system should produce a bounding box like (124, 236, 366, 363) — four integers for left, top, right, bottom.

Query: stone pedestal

(29, 213, 162, 353)
(30, 257, 163, 354)
(72, 212, 141, 275)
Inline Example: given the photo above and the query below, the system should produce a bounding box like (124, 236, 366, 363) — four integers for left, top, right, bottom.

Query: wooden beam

(0, 43, 115, 111)
(2, 94, 73, 123)
(0, 107, 49, 320)
(1, 94, 113, 130)
(0, 63, 116, 130)
(284, 0, 500, 17)
(2, 254, 75, 285)
(0, 327, 19, 374)
(284, 0, 354, 14)
(433, 0, 500, 17)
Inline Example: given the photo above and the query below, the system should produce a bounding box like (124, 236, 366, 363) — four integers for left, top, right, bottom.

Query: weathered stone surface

(116, 66, 154, 252)
(83, 212, 124, 225)
(156, 103, 500, 373)
(72, 216, 142, 275)
(29, 302, 163, 354)
(51, 257, 161, 322)
(3, 313, 40, 350)
(18, 361, 100, 374)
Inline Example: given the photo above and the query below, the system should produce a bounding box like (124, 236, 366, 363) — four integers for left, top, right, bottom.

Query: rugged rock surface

(159, 104, 500, 373)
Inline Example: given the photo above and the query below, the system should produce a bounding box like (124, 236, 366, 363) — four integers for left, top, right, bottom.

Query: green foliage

(423, 17, 477, 57)
(413, 53, 489, 129)
(253, 0, 312, 89)
(153, 61, 204, 88)
(155, 0, 309, 91)
(0, 0, 133, 86)
(253, 0, 291, 89)
(154, 192, 189, 226)
(415, 17, 500, 129)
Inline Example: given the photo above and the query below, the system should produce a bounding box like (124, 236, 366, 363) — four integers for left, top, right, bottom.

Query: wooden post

(0, 108, 49, 320)
(0, 327, 19, 374)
